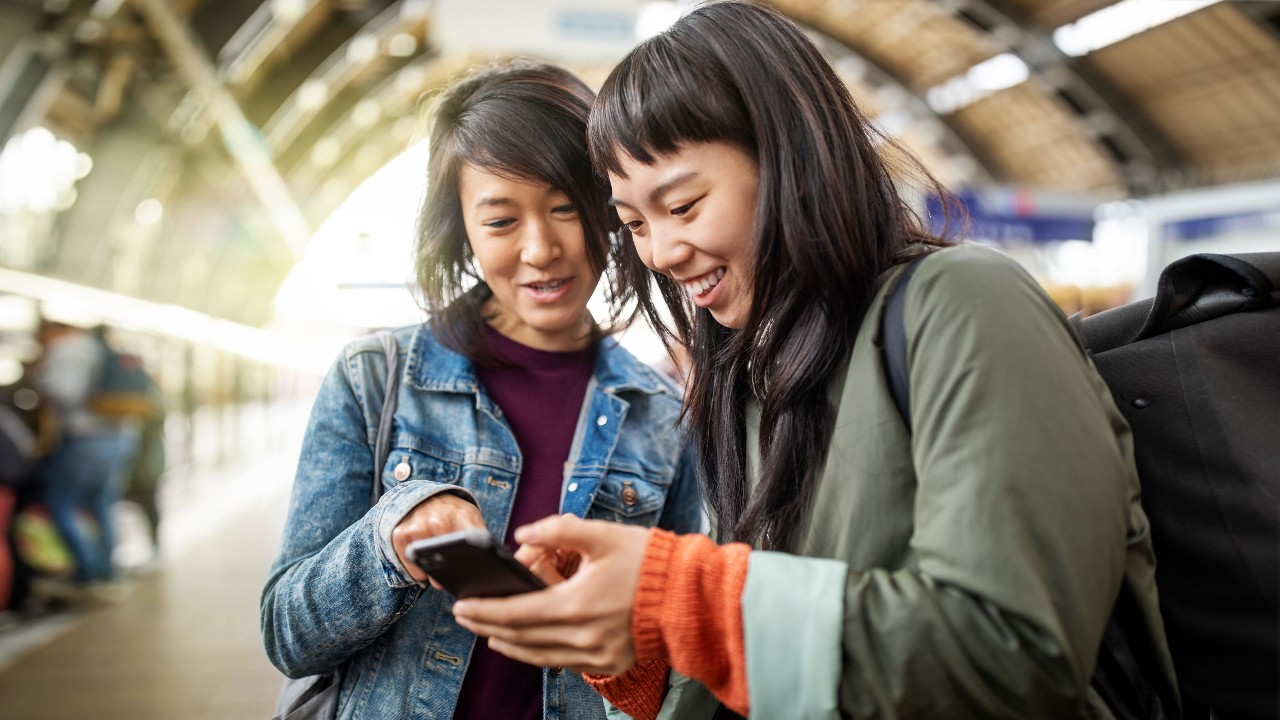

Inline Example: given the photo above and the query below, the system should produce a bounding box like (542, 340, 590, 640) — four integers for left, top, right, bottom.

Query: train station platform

(0, 401, 310, 720)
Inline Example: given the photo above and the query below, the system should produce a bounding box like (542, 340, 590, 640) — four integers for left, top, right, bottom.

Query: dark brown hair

(589, 1, 955, 550)
(415, 60, 630, 362)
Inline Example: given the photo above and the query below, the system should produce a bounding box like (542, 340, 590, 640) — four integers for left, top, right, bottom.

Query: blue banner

(927, 188, 1098, 244)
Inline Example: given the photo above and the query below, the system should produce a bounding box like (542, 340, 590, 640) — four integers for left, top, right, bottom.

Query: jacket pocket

(586, 468, 669, 525)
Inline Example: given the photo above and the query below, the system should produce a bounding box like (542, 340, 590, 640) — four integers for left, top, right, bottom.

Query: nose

(520, 218, 561, 268)
(646, 223, 693, 275)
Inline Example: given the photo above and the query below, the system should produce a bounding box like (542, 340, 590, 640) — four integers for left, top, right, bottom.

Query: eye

(551, 202, 577, 215)
(671, 199, 699, 217)
(482, 218, 515, 229)
(621, 219, 645, 234)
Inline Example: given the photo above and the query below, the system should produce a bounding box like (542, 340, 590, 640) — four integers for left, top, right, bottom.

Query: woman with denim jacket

(451, 5, 1180, 720)
(260, 61, 703, 720)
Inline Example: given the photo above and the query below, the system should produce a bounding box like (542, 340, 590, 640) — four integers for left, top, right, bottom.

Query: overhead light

(346, 35, 379, 64)
(75, 152, 93, 179)
(0, 126, 80, 214)
(387, 33, 417, 58)
(1053, 0, 1221, 57)
(296, 80, 329, 112)
(925, 53, 1029, 114)
(135, 198, 164, 225)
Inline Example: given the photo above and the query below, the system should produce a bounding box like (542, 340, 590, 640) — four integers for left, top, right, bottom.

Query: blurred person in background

(260, 60, 702, 720)
(0, 363, 58, 618)
(122, 361, 166, 567)
(34, 319, 140, 592)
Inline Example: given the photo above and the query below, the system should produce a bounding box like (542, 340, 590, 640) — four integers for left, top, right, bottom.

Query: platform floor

(0, 403, 306, 720)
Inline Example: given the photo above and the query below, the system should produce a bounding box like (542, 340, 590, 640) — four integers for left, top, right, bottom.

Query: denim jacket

(261, 323, 703, 720)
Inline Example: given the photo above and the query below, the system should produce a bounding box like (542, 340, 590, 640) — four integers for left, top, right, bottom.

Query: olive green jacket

(614, 245, 1177, 719)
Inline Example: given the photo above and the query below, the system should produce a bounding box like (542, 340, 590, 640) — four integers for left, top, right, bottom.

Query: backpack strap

(883, 256, 927, 428)
(370, 331, 401, 506)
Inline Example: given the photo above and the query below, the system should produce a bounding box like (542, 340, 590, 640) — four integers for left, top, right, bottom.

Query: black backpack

(883, 251, 1280, 720)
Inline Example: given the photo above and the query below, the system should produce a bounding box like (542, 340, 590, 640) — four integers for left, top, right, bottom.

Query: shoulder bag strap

(371, 331, 401, 506)
(883, 256, 927, 429)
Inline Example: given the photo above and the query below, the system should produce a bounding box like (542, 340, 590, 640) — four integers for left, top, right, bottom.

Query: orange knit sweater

(585, 529, 753, 719)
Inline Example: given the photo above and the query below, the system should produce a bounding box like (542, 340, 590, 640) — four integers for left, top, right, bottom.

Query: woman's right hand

(391, 492, 485, 589)
(514, 539, 582, 586)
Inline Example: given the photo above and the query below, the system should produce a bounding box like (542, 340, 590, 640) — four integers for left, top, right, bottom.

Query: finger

(512, 543, 548, 567)
(428, 576, 444, 592)
(555, 549, 582, 578)
(512, 514, 607, 554)
(454, 613, 585, 645)
(523, 553, 567, 586)
(452, 584, 574, 627)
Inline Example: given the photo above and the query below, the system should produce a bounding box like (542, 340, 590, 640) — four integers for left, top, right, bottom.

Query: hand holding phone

(407, 528, 547, 598)
(391, 493, 486, 587)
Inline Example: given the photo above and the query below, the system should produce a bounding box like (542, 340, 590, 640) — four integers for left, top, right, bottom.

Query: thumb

(513, 514, 602, 555)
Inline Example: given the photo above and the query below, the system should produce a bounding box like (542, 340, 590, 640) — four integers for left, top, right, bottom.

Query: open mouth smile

(682, 268, 725, 299)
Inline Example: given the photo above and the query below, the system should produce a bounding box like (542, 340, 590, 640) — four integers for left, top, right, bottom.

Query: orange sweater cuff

(583, 658, 671, 720)
(630, 528, 752, 717)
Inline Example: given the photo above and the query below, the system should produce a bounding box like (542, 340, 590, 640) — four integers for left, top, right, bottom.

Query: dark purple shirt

(451, 326, 595, 720)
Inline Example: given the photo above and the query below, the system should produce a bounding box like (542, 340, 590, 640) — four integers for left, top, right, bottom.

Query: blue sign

(927, 188, 1097, 244)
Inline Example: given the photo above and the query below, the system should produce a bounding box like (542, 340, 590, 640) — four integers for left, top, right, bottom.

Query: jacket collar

(404, 322, 673, 397)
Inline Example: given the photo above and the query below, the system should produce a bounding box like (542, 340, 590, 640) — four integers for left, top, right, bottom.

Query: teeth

(531, 279, 566, 292)
(685, 268, 725, 297)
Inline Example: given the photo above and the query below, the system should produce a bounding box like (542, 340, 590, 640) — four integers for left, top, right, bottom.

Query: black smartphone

(406, 528, 547, 598)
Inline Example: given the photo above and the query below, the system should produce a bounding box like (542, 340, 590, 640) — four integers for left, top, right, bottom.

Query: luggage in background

(1071, 253, 1279, 720)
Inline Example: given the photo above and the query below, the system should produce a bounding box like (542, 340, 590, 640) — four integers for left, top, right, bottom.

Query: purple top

(452, 325, 595, 720)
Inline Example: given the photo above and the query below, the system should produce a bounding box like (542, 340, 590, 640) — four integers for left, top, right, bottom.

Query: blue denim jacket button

(393, 462, 411, 481)
(596, 415, 608, 426)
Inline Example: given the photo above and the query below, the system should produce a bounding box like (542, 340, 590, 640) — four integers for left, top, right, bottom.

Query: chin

(710, 310, 746, 330)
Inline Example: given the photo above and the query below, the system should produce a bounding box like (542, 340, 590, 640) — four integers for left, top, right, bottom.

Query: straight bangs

(589, 35, 753, 179)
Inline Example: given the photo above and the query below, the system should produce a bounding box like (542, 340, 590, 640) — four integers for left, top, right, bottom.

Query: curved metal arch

(770, 0, 1177, 194)
(954, 0, 1185, 193)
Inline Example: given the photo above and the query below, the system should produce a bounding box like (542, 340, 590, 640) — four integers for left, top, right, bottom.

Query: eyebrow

(473, 197, 515, 210)
(609, 170, 700, 209)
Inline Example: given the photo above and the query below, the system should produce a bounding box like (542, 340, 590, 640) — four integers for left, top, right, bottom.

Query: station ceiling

(1, 0, 1277, 326)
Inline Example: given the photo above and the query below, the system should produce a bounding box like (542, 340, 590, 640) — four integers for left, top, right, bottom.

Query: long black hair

(589, 1, 954, 550)
(415, 60, 631, 362)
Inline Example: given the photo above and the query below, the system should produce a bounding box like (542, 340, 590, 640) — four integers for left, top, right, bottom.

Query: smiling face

(609, 141, 760, 329)
(459, 164, 600, 351)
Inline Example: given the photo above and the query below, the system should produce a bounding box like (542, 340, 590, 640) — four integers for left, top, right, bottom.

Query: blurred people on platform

(33, 320, 143, 588)
(123, 370, 166, 563)
(0, 363, 59, 617)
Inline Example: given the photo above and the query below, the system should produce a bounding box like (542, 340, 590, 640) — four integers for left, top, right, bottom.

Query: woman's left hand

(452, 514, 650, 675)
